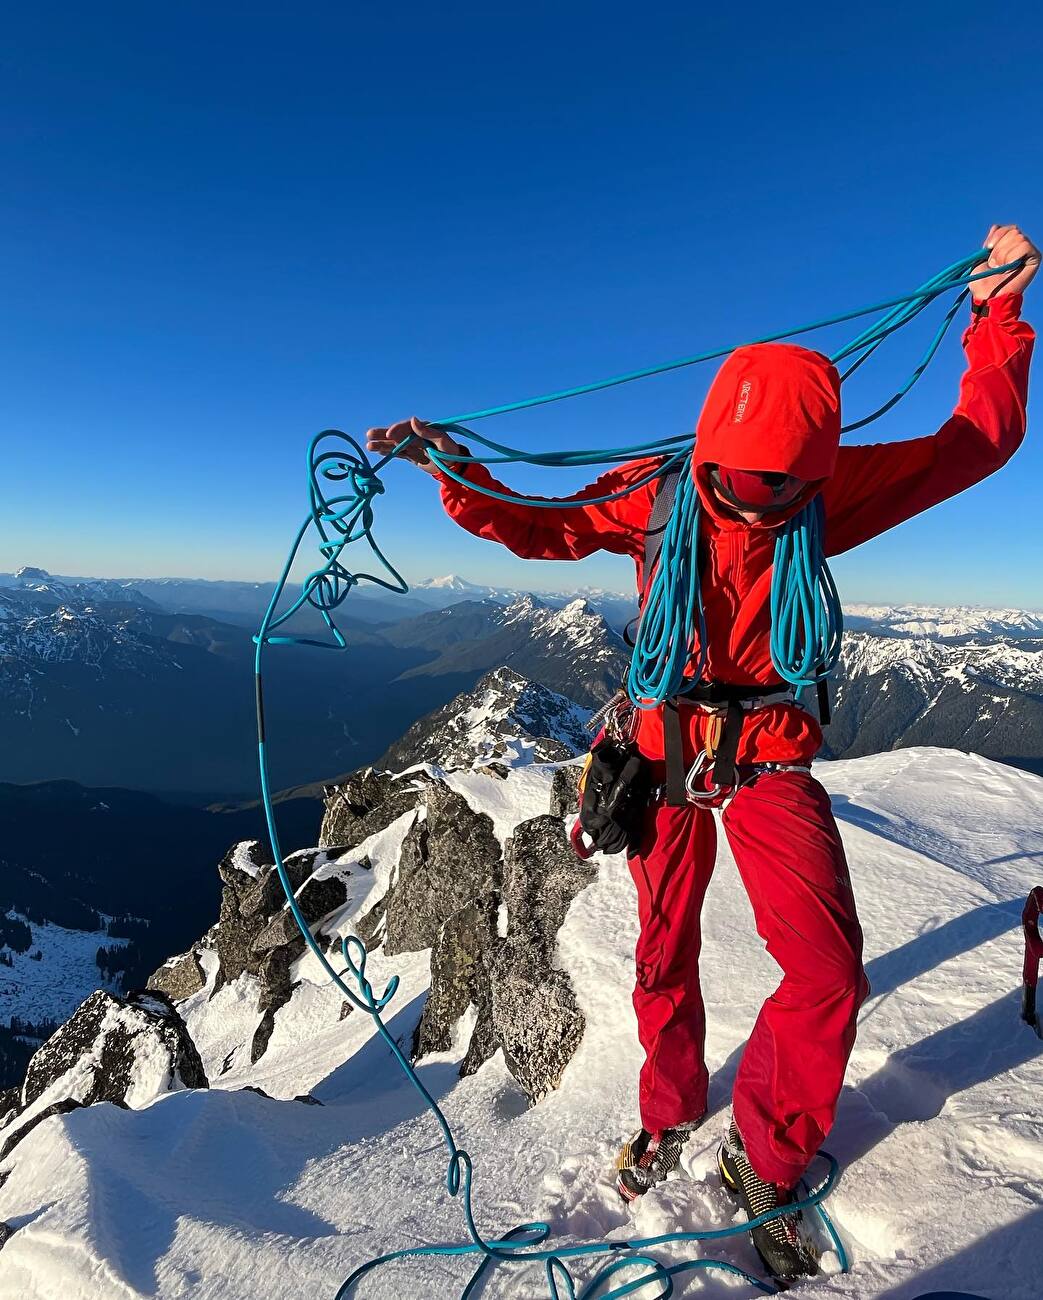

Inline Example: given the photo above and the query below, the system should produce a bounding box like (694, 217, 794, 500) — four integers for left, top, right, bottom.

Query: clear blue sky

(3, 2, 1041, 606)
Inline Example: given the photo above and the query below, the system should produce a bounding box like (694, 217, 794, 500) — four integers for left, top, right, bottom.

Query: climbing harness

(662, 680, 801, 808)
(254, 249, 1025, 1299)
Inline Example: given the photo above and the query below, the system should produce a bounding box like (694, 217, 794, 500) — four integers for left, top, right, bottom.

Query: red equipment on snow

(1021, 886, 1043, 1038)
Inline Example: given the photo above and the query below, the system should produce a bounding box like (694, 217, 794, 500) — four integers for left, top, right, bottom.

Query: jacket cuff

(969, 290, 1024, 320)
(432, 447, 478, 494)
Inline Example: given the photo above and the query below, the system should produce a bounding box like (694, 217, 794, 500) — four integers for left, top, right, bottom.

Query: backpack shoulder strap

(642, 462, 683, 590)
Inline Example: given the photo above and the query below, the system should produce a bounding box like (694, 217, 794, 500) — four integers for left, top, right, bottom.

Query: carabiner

(684, 750, 732, 804)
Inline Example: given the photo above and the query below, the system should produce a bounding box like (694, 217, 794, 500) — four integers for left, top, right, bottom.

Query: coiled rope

(254, 249, 1022, 1298)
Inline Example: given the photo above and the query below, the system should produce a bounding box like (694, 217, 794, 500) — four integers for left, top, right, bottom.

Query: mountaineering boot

(615, 1120, 701, 1202)
(717, 1118, 819, 1286)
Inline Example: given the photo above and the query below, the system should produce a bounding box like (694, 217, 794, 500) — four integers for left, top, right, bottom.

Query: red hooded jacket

(435, 296, 1034, 768)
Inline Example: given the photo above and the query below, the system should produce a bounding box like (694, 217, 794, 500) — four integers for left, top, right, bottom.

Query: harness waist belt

(660, 680, 799, 805)
(678, 680, 797, 708)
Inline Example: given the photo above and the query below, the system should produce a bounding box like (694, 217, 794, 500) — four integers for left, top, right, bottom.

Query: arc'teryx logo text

(732, 379, 754, 423)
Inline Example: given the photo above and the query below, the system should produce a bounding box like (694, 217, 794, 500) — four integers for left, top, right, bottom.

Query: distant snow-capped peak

(13, 566, 54, 587)
(414, 574, 484, 591)
(378, 665, 593, 773)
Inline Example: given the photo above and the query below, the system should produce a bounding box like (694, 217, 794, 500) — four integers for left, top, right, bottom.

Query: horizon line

(2, 565, 1043, 617)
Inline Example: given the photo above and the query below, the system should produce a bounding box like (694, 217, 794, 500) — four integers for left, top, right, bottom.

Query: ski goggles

(709, 465, 805, 513)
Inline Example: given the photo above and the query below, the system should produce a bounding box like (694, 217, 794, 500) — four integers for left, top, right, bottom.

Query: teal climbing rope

(254, 248, 1023, 1298)
(326, 937, 846, 1300)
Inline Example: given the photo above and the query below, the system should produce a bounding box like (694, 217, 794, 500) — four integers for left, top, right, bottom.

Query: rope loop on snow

(252, 248, 1025, 1299)
(321, 908, 849, 1299)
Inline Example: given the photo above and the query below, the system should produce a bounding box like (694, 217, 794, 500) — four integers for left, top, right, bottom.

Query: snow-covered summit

(414, 573, 487, 592)
(1, 747, 1042, 1297)
(377, 664, 593, 772)
(502, 594, 618, 657)
(11, 566, 51, 587)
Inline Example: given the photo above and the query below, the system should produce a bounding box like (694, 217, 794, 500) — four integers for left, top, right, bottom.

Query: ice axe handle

(1021, 887, 1043, 1037)
(570, 820, 596, 860)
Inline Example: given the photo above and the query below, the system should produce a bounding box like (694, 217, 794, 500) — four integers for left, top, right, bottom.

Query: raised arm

(365, 416, 655, 563)
(823, 225, 1038, 556)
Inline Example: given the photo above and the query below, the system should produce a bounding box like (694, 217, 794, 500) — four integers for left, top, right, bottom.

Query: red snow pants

(626, 768, 869, 1187)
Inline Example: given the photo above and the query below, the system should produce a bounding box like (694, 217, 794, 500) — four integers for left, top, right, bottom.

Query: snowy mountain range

(4, 558, 1043, 793)
(844, 602, 1043, 640)
(1, 566, 164, 611)
(7, 565, 1042, 637)
(1, 743, 1041, 1297)
(826, 629, 1043, 775)
(0, 567, 640, 631)
(0, 570, 629, 793)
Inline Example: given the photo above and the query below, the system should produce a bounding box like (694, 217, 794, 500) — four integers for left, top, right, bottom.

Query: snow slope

(1, 749, 1042, 1299)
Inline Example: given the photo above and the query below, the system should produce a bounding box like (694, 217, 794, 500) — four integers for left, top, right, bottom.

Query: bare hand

(364, 417, 465, 477)
(973, 224, 1039, 300)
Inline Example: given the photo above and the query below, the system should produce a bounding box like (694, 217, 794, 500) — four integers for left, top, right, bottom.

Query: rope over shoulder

(253, 249, 1024, 1299)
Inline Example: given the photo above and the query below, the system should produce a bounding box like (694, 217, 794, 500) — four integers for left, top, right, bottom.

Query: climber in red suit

(366, 225, 1037, 1281)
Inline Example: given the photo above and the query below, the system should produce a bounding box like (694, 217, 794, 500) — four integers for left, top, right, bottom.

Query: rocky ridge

(320, 764, 596, 1101)
(385, 594, 630, 708)
(0, 685, 600, 1196)
(377, 665, 594, 772)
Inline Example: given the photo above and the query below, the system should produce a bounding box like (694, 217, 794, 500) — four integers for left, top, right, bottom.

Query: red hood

(693, 342, 842, 482)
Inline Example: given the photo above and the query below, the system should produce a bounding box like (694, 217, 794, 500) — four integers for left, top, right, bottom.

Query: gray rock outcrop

(0, 989, 208, 1159)
(147, 949, 206, 1001)
(481, 816, 596, 1100)
(147, 840, 357, 1064)
(21, 989, 207, 1111)
(384, 785, 500, 956)
(319, 767, 434, 851)
(0, 1088, 18, 1129)
(318, 768, 599, 1105)
(550, 763, 583, 817)
(412, 891, 499, 1061)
